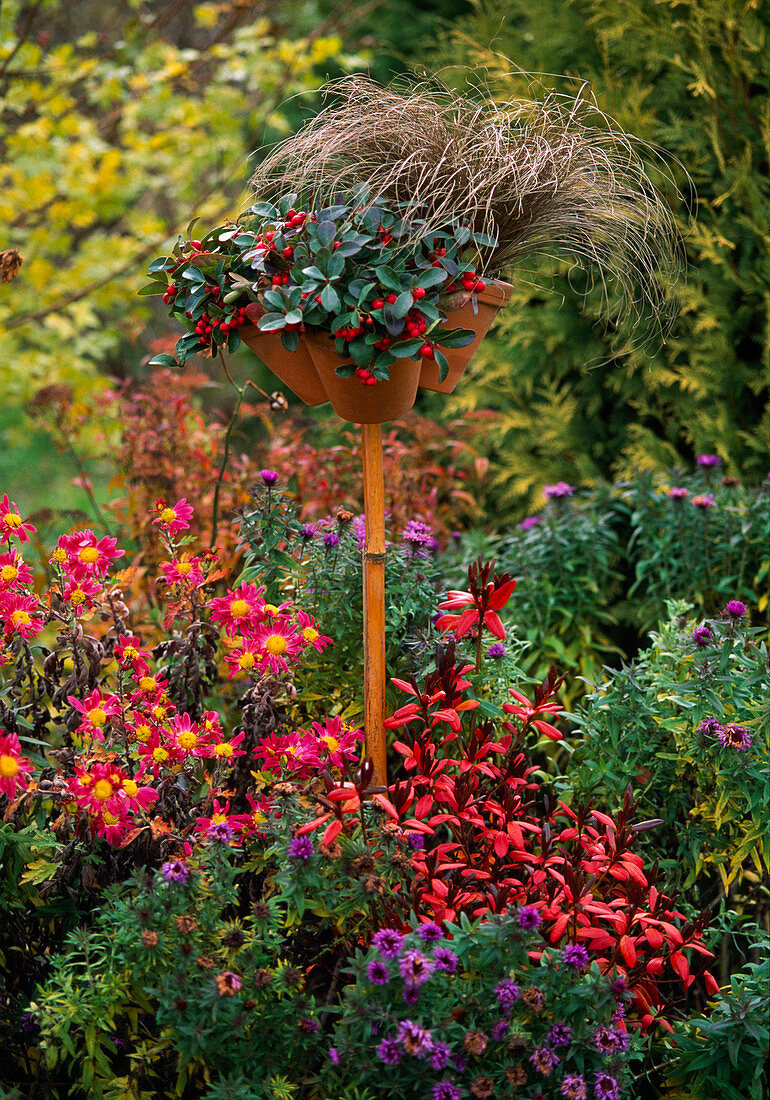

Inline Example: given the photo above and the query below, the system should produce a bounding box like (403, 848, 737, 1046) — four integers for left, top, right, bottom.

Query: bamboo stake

(361, 421, 387, 786)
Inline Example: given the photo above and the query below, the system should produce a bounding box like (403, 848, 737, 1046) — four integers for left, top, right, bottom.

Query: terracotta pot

(239, 324, 328, 407)
(419, 280, 514, 393)
(304, 331, 421, 424)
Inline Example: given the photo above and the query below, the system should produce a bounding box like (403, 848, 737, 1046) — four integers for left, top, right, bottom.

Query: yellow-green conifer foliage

(432, 0, 769, 511)
(0, 0, 353, 405)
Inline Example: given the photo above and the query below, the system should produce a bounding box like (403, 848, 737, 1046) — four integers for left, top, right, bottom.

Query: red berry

(420, 344, 434, 359)
(385, 293, 397, 304)
(282, 246, 294, 258)
(413, 287, 426, 299)
(371, 299, 384, 310)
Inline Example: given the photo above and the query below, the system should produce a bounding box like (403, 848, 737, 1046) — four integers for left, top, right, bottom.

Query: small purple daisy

(407, 832, 425, 851)
(560, 1075, 587, 1100)
(723, 599, 747, 619)
(594, 1071, 621, 1100)
(494, 978, 521, 1009)
(376, 1037, 402, 1066)
(697, 454, 722, 467)
(486, 642, 507, 659)
(432, 1082, 462, 1100)
(160, 860, 190, 884)
(718, 723, 753, 752)
(418, 921, 444, 943)
(259, 469, 280, 486)
(429, 1041, 452, 1070)
(562, 943, 589, 969)
(371, 928, 403, 959)
(692, 493, 716, 510)
(367, 960, 390, 985)
(397, 1019, 433, 1055)
(433, 945, 458, 972)
(517, 905, 542, 929)
(208, 820, 235, 843)
(667, 486, 689, 501)
(287, 835, 314, 860)
(490, 1019, 510, 1041)
(547, 1023, 573, 1048)
(299, 523, 316, 541)
(691, 624, 714, 647)
(398, 948, 435, 986)
(328, 1047, 340, 1065)
(543, 482, 574, 499)
(323, 531, 340, 549)
(529, 1046, 561, 1075)
(518, 514, 541, 529)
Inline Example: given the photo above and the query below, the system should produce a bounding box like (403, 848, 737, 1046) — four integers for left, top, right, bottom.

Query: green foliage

(563, 602, 770, 901)
(432, 0, 770, 506)
(663, 930, 770, 1100)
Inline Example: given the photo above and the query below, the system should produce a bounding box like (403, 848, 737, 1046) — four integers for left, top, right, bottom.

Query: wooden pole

(361, 421, 388, 787)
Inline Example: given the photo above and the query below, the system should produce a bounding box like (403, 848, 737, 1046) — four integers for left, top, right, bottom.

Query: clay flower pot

(239, 324, 328, 407)
(304, 331, 421, 424)
(419, 280, 514, 393)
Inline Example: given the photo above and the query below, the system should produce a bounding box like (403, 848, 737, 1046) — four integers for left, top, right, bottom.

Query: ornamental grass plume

(250, 74, 683, 343)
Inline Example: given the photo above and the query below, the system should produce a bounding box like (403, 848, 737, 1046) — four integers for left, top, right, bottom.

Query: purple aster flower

(433, 945, 458, 972)
(697, 454, 722, 467)
(260, 469, 280, 486)
(562, 943, 589, 969)
(368, 960, 390, 985)
(529, 1046, 560, 1075)
(723, 599, 747, 619)
(402, 983, 420, 1003)
(517, 905, 542, 929)
(399, 948, 435, 986)
(495, 979, 521, 1009)
(718, 723, 753, 752)
(452, 1054, 467, 1073)
(518, 514, 541, 529)
(397, 1019, 433, 1055)
(208, 820, 235, 843)
(418, 921, 444, 943)
(328, 1047, 340, 1065)
(371, 928, 403, 959)
(667, 486, 689, 500)
(486, 642, 507, 659)
(432, 1083, 462, 1100)
(429, 1041, 452, 1070)
(560, 1075, 587, 1100)
(543, 482, 574, 499)
(376, 1037, 402, 1066)
(298, 1016, 320, 1033)
(19, 1012, 39, 1034)
(407, 832, 424, 851)
(696, 716, 723, 740)
(691, 625, 714, 647)
(692, 493, 716, 510)
(160, 859, 190, 884)
(594, 1071, 621, 1100)
(547, 1023, 573, 1048)
(323, 531, 340, 549)
(403, 520, 433, 548)
(611, 1004, 627, 1024)
(611, 976, 628, 997)
(490, 1019, 510, 1041)
(593, 1025, 629, 1053)
(288, 835, 314, 860)
(299, 523, 316, 541)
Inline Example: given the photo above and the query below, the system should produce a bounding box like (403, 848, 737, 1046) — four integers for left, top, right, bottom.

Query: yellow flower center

(87, 707, 107, 727)
(123, 646, 138, 661)
(152, 747, 169, 763)
(70, 588, 87, 607)
(177, 731, 198, 750)
(92, 779, 114, 801)
(103, 811, 118, 825)
(264, 603, 278, 617)
(212, 813, 227, 824)
(229, 599, 250, 619)
(11, 610, 30, 626)
(214, 742, 234, 758)
(303, 627, 319, 643)
(0, 754, 19, 778)
(52, 547, 67, 563)
(3, 512, 22, 529)
(322, 735, 340, 753)
(160, 507, 176, 523)
(152, 706, 167, 721)
(134, 724, 151, 742)
(78, 546, 100, 563)
(78, 773, 93, 786)
(123, 780, 138, 796)
(265, 635, 287, 656)
(176, 561, 192, 575)
(1, 565, 18, 582)
(238, 652, 255, 670)
(138, 676, 157, 692)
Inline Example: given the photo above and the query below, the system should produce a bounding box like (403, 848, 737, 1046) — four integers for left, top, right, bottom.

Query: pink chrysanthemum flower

(210, 731, 247, 765)
(61, 575, 103, 614)
(200, 710, 225, 743)
(295, 610, 333, 654)
(0, 730, 35, 798)
(209, 582, 266, 637)
(129, 672, 169, 703)
(55, 530, 125, 580)
(251, 618, 303, 673)
(91, 802, 134, 846)
(153, 497, 195, 536)
(168, 713, 212, 759)
(195, 797, 249, 837)
(68, 689, 123, 740)
(305, 715, 363, 769)
(243, 792, 273, 837)
(1, 592, 45, 641)
(0, 550, 34, 590)
(114, 633, 150, 675)
(117, 775, 158, 813)
(136, 729, 180, 778)
(161, 555, 205, 587)
(223, 640, 265, 679)
(0, 495, 36, 545)
(254, 730, 322, 778)
(67, 760, 128, 814)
